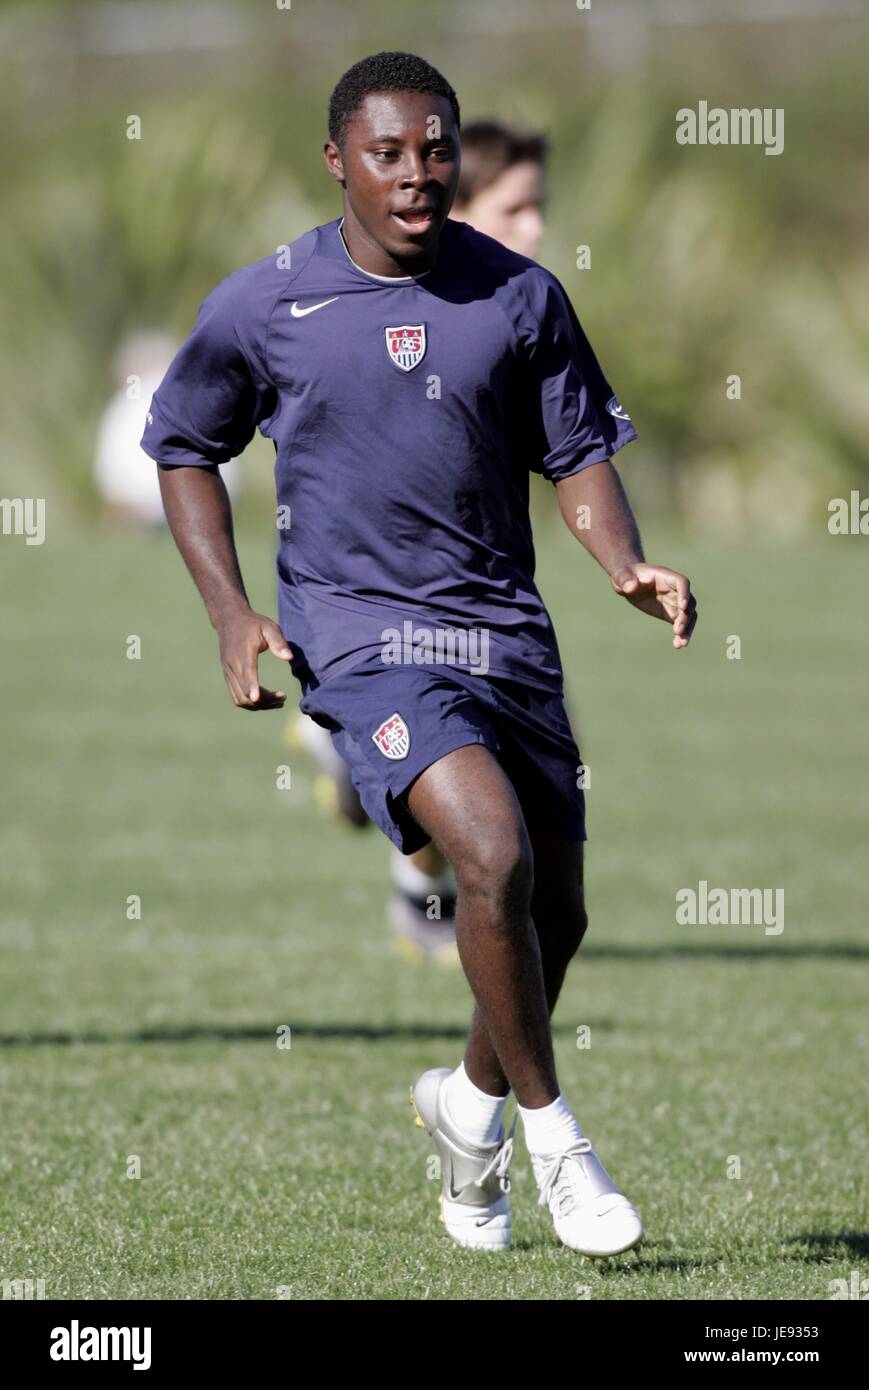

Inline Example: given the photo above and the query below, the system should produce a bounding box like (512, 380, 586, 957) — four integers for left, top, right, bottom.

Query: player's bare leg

(407, 742, 548, 1247)
(462, 834, 587, 1096)
(406, 743, 557, 1107)
(407, 743, 642, 1256)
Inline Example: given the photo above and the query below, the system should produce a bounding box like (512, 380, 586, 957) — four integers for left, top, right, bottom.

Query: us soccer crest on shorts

(385, 325, 426, 372)
(372, 712, 411, 760)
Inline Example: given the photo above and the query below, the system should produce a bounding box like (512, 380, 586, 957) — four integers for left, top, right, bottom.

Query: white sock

(442, 1062, 509, 1148)
(519, 1094, 584, 1156)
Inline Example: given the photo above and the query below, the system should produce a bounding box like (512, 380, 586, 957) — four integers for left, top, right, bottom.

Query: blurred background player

(287, 118, 548, 964)
(449, 118, 547, 258)
(95, 332, 241, 527)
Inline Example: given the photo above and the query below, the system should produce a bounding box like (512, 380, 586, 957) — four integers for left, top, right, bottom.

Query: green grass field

(1, 509, 866, 1300)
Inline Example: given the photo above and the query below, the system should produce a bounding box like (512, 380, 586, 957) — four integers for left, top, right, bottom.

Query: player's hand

(610, 564, 698, 648)
(216, 607, 293, 709)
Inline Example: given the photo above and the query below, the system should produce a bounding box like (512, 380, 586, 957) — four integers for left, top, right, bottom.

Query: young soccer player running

(293, 116, 552, 965)
(143, 52, 697, 1257)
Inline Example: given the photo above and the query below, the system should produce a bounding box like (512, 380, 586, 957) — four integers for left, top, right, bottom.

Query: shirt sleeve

(522, 270, 637, 484)
(140, 271, 275, 467)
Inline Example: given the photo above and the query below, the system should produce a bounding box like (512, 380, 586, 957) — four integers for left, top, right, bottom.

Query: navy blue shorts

(298, 659, 586, 854)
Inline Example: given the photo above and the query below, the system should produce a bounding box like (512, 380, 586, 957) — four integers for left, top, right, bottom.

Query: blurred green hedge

(1, 1, 866, 532)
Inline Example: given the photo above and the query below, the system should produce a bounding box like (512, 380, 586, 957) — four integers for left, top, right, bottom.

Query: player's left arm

(555, 459, 698, 649)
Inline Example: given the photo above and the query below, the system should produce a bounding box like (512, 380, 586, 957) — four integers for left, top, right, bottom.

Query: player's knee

(572, 899, 589, 954)
(552, 902, 588, 964)
(533, 888, 588, 962)
(455, 825, 534, 914)
(576, 898, 589, 946)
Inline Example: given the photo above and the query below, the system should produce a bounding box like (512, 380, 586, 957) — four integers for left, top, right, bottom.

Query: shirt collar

(337, 217, 435, 283)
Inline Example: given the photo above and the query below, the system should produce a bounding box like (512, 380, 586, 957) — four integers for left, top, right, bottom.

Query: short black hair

(328, 51, 461, 150)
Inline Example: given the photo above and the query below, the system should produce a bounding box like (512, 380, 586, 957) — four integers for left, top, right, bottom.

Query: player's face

(452, 161, 546, 259)
(325, 91, 460, 271)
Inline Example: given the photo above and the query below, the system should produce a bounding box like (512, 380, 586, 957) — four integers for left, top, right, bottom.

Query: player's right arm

(157, 462, 291, 710)
(140, 266, 290, 710)
(522, 266, 697, 649)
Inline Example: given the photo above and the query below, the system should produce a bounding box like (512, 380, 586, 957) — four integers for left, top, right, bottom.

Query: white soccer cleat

(411, 1067, 515, 1251)
(531, 1138, 644, 1258)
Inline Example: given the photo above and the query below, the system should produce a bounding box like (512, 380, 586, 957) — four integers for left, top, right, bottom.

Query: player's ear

(323, 140, 346, 186)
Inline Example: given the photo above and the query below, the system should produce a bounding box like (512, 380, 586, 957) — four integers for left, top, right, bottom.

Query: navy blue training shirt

(141, 216, 637, 693)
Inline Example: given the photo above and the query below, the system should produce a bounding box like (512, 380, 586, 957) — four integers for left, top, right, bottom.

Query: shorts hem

(383, 730, 498, 855)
